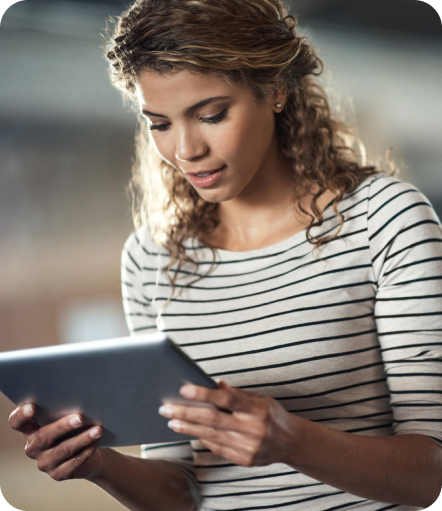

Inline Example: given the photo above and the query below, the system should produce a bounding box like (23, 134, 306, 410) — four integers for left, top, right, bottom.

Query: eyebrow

(141, 95, 230, 118)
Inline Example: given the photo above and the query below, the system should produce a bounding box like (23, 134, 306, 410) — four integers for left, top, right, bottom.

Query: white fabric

(121, 174, 442, 511)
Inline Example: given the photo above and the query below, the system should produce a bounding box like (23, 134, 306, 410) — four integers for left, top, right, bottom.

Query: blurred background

(0, 0, 441, 509)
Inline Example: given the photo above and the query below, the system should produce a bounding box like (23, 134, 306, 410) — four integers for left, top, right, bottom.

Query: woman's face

(136, 69, 286, 204)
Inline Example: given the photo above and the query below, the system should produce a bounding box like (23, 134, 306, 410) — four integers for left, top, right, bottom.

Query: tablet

(0, 333, 217, 448)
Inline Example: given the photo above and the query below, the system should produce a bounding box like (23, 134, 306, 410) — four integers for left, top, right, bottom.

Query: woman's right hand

(9, 404, 103, 481)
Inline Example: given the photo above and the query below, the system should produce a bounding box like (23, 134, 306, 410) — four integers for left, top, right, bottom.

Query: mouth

(186, 165, 225, 177)
(184, 165, 226, 188)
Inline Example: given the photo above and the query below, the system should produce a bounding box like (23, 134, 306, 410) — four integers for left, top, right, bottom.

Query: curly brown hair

(106, 0, 382, 286)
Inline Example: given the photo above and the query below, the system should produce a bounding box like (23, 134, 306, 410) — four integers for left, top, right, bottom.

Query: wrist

(282, 413, 328, 470)
(279, 413, 311, 467)
(86, 447, 115, 485)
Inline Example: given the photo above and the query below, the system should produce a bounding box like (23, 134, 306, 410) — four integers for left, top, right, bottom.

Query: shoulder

(347, 172, 430, 208)
(364, 173, 440, 239)
(361, 174, 442, 283)
(366, 172, 431, 210)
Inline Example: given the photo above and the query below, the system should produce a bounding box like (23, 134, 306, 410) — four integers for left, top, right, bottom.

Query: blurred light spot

(59, 297, 128, 344)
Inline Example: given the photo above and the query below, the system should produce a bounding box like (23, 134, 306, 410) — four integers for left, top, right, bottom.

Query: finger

(46, 439, 101, 482)
(179, 381, 258, 413)
(159, 403, 260, 436)
(35, 426, 102, 472)
(25, 414, 86, 458)
(202, 439, 257, 467)
(9, 405, 40, 437)
(167, 416, 258, 452)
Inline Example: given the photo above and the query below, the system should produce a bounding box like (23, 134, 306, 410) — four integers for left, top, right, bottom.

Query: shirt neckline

(192, 196, 337, 260)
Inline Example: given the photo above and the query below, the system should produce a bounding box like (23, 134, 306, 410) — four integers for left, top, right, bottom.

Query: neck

(207, 137, 334, 252)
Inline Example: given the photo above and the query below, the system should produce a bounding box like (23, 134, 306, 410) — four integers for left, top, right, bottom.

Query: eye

(149, 122, 170, 132)
(202, 109, 228, 124)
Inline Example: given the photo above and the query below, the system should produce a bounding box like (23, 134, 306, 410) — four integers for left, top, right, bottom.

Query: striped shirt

(121, 173, 442, 511)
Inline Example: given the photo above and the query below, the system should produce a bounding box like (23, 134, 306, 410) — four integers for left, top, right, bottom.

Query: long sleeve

(121, 228, 201, 507)
(121, 230, 158, 335)
(368, 175, 442, 444)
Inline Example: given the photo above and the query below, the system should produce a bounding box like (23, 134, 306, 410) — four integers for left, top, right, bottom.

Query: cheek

(221, 115, 273, 169)
(150, 133, 176, 167)
(214, 128, 242, 161)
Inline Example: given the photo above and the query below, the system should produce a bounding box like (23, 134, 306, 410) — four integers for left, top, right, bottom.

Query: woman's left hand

(159, 381, 299, 467)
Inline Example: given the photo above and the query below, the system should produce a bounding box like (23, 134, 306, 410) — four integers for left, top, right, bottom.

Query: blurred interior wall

(0, 1, 441, 510)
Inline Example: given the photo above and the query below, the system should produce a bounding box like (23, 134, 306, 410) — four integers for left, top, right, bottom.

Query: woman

(9, 0, 442, 510)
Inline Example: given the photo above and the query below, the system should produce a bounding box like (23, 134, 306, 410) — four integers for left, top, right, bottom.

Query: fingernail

(23, 405, 34, 417)
(158, 405, 173, 418)
(168, 420, 181, 432)
(89, 427, 102, 439)
(69, 415, 83, 428)
(180, 385, 195, 398)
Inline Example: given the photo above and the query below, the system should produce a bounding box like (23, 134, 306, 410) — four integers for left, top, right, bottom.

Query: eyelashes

(149, 109, 228, 132)
(149, 123, 169, 132)
(203, 110, 227, 124)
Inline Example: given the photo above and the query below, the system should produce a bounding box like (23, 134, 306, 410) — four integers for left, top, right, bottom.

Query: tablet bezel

(0, 333, 218, 447)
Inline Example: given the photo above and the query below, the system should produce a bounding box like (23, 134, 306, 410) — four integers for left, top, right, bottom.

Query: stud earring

(275, 102, 283, 110)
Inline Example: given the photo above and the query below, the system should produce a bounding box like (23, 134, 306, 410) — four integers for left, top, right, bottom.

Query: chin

(198, 188, 237, 204)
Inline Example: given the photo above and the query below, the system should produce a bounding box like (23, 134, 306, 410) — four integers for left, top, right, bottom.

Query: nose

(175, 125, 208, 162)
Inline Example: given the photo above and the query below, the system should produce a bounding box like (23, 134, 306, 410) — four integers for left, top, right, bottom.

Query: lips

(186, 166, 224, 177)
(185, 165, 226, 188)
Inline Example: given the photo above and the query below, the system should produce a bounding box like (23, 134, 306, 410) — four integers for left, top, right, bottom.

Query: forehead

(136, 69, 245, 110)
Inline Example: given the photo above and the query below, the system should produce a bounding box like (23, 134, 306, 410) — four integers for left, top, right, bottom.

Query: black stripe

(392, 403, 442, 407)
(345, 423, 392, 433)
(202, 482, 323, 499)
(314, 411, 392, 422)
(208, 345, 379, 378)
(123, 297, 150, 307)
(369, 202, 432, 242)
(291, 394, 390, 413)
(167, 313, 373, 346)
(382, 257, 442, 277)
(161, 282, 376, 316)
(238, 361, 384, 390)
(390, 390, 442, 395)
(141, 224, 361, 278)
(394, 418, 442, 423)
(203, 491, 347, 511)
(195, 329, 378, 363)
(384, 238, 442, 262)
(392, 276, 442, 286)
(276, 377, 387, 401)
(381, 342, 442, 353)
(141, 247, 370, 291)
(177, 295, 372, 322)
(376, 293, 442, 302)
(385, 358, 442, 365)
(197, 469, 299, 485)
(164, 298, 373, 333)
(375, 311, 442, 319)
(321, 499, 370, 511)
(126, 250, 141, 271)
(127, 312, 157, 318)
(371, 219, 440, 264)
(388, 373, 442, 378)
(377, 329, 442, 337)
(367, 179, 400, 203)
(131, 325, 156, 332)
(194, 462, 236, 469)
(368, 189, 417, 220)
(141, 440, 190, 450)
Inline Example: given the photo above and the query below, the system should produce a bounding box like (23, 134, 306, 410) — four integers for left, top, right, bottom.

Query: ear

(271, 81, 288, 113)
